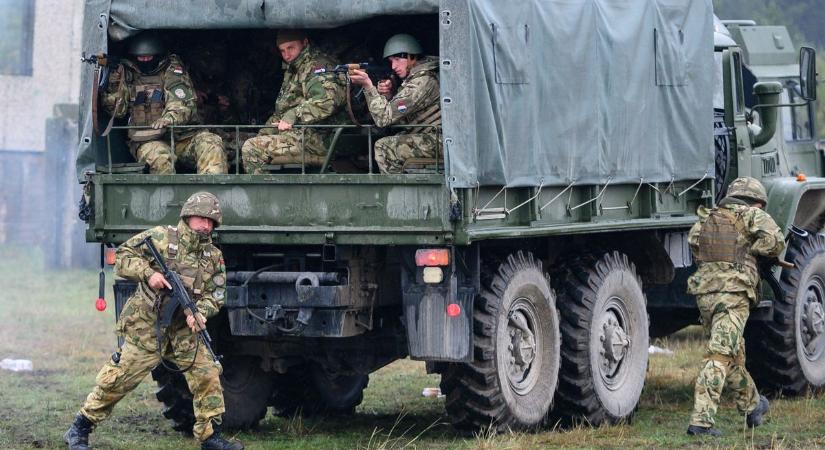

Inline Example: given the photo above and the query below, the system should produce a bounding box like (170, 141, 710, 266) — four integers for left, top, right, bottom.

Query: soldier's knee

(137, 142, 175, 174)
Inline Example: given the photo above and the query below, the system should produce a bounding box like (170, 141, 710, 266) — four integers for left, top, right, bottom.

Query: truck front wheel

(553, 251, 649, 425)
(440, 251, 560, 432)
(746, 233, 825, 394)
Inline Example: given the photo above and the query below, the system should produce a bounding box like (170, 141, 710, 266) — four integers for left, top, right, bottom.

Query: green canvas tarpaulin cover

(77, 0, 714, 190)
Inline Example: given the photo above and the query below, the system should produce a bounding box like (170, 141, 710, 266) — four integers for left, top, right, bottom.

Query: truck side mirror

(799, 47, 817, 101)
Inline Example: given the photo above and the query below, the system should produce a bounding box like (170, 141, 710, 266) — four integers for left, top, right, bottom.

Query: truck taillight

(104, 247, 117, 265)
(415, 249, 449, 267)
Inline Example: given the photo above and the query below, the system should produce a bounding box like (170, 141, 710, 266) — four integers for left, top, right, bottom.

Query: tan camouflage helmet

(180, 192, 222, 227)
(726, 176, 768, 204)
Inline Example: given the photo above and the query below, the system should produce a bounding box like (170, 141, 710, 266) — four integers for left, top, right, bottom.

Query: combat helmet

(726, 177, 768, 204)
(128, 33, 166, 56)
(180, 192, 222, 227)
(383, 34, 423, 58)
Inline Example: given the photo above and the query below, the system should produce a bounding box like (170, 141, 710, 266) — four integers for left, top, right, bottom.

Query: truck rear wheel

(553, 251, 649, 425)
(746, 233, 825, 394)
(152, 365, 195, 434)
(220, 356, 275, 429)
(270, 364, 369, 417)
(152, 356, 274, 432)
(440, 251, 560, 432)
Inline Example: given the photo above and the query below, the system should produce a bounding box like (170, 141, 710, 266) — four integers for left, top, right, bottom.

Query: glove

(151, 117, 171, 130)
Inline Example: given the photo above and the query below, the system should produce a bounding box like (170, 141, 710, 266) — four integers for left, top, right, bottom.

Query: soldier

(686, 177, 784, 437)
(349, 34, 441, 174)
(63, 192, 242, 450)
(240, 30, 346, 174)
(103, 33, 227, 174)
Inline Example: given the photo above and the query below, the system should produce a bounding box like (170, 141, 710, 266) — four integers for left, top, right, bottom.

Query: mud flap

(402, 274, 474, 362)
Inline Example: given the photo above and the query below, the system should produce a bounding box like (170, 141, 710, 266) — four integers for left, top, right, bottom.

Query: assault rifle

(315, 63, 398, 126)
(141, 237, 221, 364)
(81, 52, 124, 134)
(758, 257, 795, 303)
(314, 62, 397, 84)
(81, 52, 123, 88)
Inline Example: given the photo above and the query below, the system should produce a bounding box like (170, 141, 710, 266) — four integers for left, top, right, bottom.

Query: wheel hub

(599, 309, 630, 379)
(802, 288, 825, 357)
(505, 300, 540, 394)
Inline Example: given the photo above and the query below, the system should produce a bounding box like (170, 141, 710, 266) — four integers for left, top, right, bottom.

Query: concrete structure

(0, 0, 84, 152)
(0, 0, 93, 268)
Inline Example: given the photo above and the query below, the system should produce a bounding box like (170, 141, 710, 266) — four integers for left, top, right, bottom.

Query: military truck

(76, 0, 819, 433)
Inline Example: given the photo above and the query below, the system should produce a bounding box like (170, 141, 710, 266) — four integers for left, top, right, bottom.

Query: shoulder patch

(172, 66, 184, 75)
(174, 88, 187, 99)
(397, 101, 407, 114)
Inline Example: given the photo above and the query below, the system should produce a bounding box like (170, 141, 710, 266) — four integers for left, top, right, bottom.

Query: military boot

(201, 422, 244, 450)
(686, 425, 723, 437)
(63, 413, 94, 450)
(747, 395, 770, 428)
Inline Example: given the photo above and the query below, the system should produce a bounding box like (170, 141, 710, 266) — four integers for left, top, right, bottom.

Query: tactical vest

(165, 226, 206, 299)
(128, 73, 166, 142)
(694, 207, 757, 272)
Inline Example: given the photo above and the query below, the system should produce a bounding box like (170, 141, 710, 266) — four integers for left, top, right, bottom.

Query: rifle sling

(346, 76, 362, 127)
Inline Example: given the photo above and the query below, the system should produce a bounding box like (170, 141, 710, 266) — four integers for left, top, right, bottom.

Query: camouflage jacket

(687, 198, 785, 301)
(363, 56, 440, 133)
(264, 45, 346, 131)
(103, 54, 198, 127)
(114, 220, 226, 350)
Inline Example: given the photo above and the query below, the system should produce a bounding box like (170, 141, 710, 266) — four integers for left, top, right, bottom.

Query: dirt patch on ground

(112, 412, 176, 436)
(5, 368, 68, 390)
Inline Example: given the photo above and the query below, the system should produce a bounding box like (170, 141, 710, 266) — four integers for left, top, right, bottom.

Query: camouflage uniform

(687, 197, 785, 428)
(103, 55, 228, 174)
(364, 56, 441, 174)
(241, 45, 346, 173)
(78, 218, 227, 442)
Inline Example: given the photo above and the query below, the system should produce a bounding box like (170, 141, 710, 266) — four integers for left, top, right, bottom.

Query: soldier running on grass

(686, 177, 784, 437)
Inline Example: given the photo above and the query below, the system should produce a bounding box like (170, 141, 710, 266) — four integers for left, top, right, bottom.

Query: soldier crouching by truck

(103, 33, 228, 175)
(348, 34, 441, 174)
(686, 177, 784, 437)
(64, 193, 242, 450)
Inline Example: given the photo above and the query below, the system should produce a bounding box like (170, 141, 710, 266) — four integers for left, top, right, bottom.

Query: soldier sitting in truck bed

(349, 33, 441, 174)
(240, 30, 348, 174)
(103, 33, 228, 175)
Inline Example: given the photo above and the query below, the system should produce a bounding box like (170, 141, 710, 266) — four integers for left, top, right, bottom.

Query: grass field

(1, 246, 825, 449)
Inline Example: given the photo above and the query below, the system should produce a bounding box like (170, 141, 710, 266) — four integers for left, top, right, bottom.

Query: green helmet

(383, 34, 423, 58)
(128, 33, 166, 56)
(180, 192, 222, 227)
(726, 177, 768, 204)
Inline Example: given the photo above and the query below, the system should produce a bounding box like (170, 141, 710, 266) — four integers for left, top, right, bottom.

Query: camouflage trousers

(374, 132, 440, 174)
(79, 332, 225, 442)
(133, 130, 228, 175)
(241, 129, 326, 174)
(689, 292, 759, 428)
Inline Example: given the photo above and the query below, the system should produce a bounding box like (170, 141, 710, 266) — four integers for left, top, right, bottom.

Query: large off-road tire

(220, 356, 275, 429)
(553, 251, 649, 426)
(270, 364, 369, 417)
(152, 364, 195, 434)
(152, 356, 274, 432)
(746, 233, 825, 395)
(440, 251, 561, 432)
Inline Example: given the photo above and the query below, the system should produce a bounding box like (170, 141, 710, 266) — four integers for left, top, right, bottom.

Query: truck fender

(763, 177, 825, 234)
